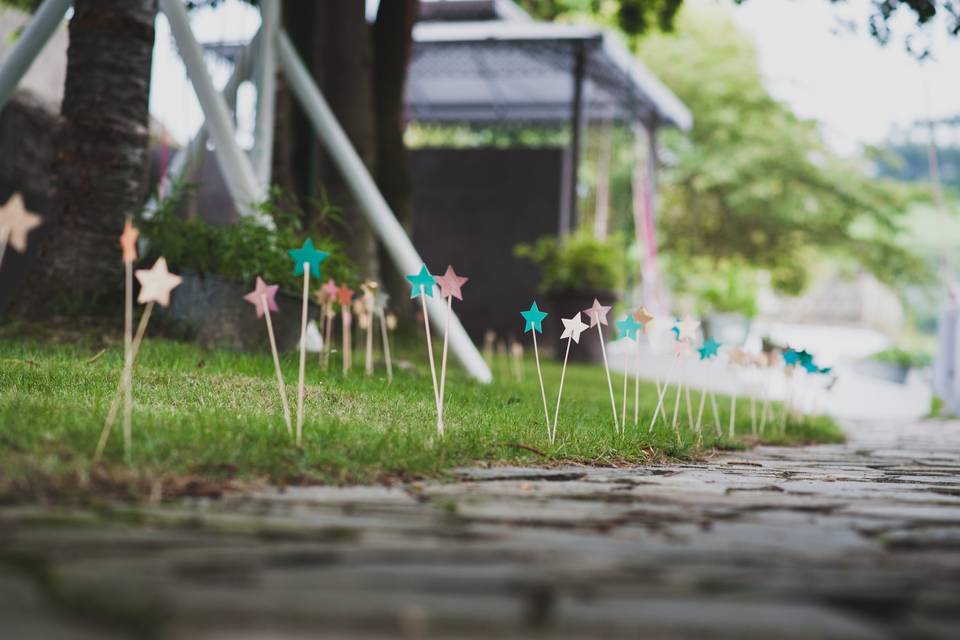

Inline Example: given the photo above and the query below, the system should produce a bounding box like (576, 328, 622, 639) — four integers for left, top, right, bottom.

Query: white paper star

(0, 192, 42, 253)
(135, 257, 182, 307)
(675, 314, 701, 342)
(560, 313, 589, 344)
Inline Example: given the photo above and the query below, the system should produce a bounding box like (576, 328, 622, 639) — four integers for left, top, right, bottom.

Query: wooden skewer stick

(438, 295, 452, 427)
(649, 357, 680, 432)
(263, 294, 292, 437)
(0, 228, 8, 271)
(621, 345, 629, 429)
(551, 335, 573, 444)
(729, 389, 738, 439)
(295, 264, 310, 447)
(365, 303, 375, 376)
(634, 342, 641, 426)
(710, 391, 723, 437)
(323, 307, 334, 371)
(531, 328, 550, 440)
(342, 309, 352, 375)
(418, 287, 443, 435)
(377, 307, 393, 383)
(671, 376, 683, 446)
(94, 302, 154, 465)
(596, 323, 620, 434)
(122, 258, 133, 463)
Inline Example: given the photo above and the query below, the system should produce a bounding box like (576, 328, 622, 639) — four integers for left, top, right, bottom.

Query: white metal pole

(251, 0, 278, 186)
(160, 0, 262, 217)
(276, 31, 492, 383)
(0, 0, 71, 111)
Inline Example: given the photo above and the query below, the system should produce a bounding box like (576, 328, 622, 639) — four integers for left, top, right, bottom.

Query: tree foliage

(515, 0, 960, 54)
(636, 4, 931, 294)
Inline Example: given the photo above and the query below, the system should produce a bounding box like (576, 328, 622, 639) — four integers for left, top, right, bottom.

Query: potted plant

(668, 258, 758, 346)
(514, 231, 625, 362)
(857, 347, 932, 384)
(138, 187, 355, 350)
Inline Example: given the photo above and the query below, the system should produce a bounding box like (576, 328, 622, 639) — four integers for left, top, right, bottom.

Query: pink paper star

(674, 339, 693, 358)
(321, 278, 339, 298)
(582, 299, 611, 328)
(243, 276, 279, 318)
(0, 192, 42, 253)
(434, 265, 469, 301)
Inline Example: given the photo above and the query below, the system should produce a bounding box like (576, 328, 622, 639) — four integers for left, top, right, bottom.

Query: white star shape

(560, 313, 589, 344)
(0, 192, 42, 253)
(135, 257, 182, 307)
(675, 314, 701, 342)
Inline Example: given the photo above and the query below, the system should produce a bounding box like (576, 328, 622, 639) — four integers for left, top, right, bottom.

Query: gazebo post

(0, 0, 71, 112)
(559, 41, 586, 238)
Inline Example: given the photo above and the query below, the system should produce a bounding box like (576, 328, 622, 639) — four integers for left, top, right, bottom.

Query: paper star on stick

(336, 284, 353, 307)
(560, 313, 589, 343)
(135, 257, 182, 307)
(698, 337, 721, 360)
(287, 238, 329, 277)
(374, 289, 390, 311)
(0, 192, 42, 253)
(633, 306, 654, 330)
(435, 265, 469, 300)
(321, 278, 339, 298)
(405, 265, 437, 298)
(119, 219, 139, 264)
(243, 276, 279, 318)
(521, 301, 548, 334)
(675, 314, 700, 342)
(615, 315, 643, 340)
(583, 299, 611, 328)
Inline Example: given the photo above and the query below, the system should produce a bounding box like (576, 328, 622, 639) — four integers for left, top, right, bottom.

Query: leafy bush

(869, 347, 932, 369)
(137, 186, 356, 293)
(514, 231, 625, 294)
(665, 257, 759, 318)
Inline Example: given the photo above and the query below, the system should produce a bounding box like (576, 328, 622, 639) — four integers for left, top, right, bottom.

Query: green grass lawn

(0, 322, 843, 503)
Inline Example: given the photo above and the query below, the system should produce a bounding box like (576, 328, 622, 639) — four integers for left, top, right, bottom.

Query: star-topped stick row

(615, 314, 643, 430)
(407, 265, 443, 435)
(315, 278, 338, 370)
(552, 311, 588, 443)
(435, 266, 469, 432)
(119, 219, 139, 463)
(0, 192, 42, 270)
(584, 299, 619, 434)
(287, 239, 328, 448)
(694, 337, 724, 442)
(649, 314, 700, 445)
(243, 276, 291, 436)
(95, 257, 182, 465)
(520, 301, 551, 440)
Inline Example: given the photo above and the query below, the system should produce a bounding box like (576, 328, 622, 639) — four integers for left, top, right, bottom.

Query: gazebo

(405, 0, 690, 338)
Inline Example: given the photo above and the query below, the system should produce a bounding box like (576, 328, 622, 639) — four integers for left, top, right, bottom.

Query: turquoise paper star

(615, 315, 642, 340)
(521, 301, 548, 334)
(698, 337, 720, 360)
(405, 265, 437, 298)
(802, 358, 820, 373)
(783, 348, 799, 366)
(670, 326, 680, 340)
(288, 239, 329, 278)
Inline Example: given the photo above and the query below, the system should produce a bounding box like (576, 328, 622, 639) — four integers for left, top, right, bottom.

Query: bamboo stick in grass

(553, 312, 588, 443)
(95, 257, 181, 464)
(287, 239, 329, 447)
(584, 299, 618, 434)
(406, 266, 442, 434)
(242, 277, 292, 435)
(614, 314, 643, 432)
(520, 301, 551, 440)
(434, 266, 469, 433)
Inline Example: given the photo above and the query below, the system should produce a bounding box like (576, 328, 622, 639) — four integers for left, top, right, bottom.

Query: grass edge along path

(0, 336, 843, 504)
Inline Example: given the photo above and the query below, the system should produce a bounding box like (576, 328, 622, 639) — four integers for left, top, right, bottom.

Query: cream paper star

(135, 257, 182, 307)
(0, 192, 42, 253)
(675, 314, 701, 342)
(560, 313, 589, 344)
(633, 306, 654, 331)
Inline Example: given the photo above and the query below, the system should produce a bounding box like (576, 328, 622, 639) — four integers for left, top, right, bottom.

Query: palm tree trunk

(14, 0, 156, 316)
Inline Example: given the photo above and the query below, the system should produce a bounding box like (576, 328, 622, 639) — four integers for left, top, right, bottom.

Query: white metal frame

(0, 0, 493, 382)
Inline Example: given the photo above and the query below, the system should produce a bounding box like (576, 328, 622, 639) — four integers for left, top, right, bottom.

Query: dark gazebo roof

(405, 1, 691, 130)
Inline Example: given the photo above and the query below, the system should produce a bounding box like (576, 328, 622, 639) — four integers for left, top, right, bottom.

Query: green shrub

(514, 231, 625, 294)
(137, 186, 356, 293)
(869, 347, 932, 369)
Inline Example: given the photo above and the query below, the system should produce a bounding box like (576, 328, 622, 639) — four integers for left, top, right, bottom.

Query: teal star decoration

(818, 366, 832, 375)
(288, 239, 329, 278)
(698, 338, 721, 360)
(615, 315, 642, 340)
(405, 265, 437, 298)
(520, 301, 548, 334)
(802, 358, 820, 374)
(783, 348, 799, 366)
(671, 326, 680, 340)
(797, 350, 814, 366)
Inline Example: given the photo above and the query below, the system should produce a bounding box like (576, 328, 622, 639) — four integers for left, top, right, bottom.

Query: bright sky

(149, 0, 960, 155)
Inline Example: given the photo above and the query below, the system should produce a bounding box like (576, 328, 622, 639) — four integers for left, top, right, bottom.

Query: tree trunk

(276, 1, 379, 282)
(14, 0, 157, 316)
(373, 0, 418, 309)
